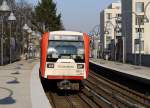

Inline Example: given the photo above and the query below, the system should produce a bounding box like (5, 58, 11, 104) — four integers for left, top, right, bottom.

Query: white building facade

(122, 0, 150, 66)
(100, 1, 121, 60)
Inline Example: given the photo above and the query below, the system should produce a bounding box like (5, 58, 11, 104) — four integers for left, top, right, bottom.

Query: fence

(126, 53, 150, 67)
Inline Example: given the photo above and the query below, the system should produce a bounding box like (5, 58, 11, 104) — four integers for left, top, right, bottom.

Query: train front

(40, 31, 89, 90)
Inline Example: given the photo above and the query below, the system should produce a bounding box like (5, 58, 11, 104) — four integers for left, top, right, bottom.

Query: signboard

(50, 35, 83, 41)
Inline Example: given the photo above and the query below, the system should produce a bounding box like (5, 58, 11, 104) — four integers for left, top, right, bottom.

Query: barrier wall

(126, 54, 150, 67)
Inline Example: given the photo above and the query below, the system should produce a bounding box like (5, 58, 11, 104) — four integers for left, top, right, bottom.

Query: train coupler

(57, 80, 79, 90)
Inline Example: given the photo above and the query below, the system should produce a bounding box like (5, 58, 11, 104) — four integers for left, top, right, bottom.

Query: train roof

(50, 31, 83, 36)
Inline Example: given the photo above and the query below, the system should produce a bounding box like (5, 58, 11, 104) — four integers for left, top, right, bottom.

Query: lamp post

(122, 19, 126, 64)
(122, 11, 139, 65)
(16, 11, 29, 58)
(31, 31, 36, 58)
(110, 16, 122, 62)
(103, 27, 110, 60)
(27, 27, 32, 59)
(91, 25, 100, 58)
(8, 12, 16, 64)
(123, 10, 149, 66)
(144, 2, 150, 21)
(0, 0, 10, 65)
(105, 21, 120, 61)
(138, 15, 142, 66)
(106, 21, 116, 61)
(23, 23, 29, 59)
(110, 14, 122, 63)
(136, 16, 149, 66)
(137, 2, 150, 65)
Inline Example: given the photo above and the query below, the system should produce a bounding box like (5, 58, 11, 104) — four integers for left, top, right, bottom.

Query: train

(40, 31, 90, 90)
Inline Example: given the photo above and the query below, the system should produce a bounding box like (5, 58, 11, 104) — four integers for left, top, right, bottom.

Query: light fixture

(115, 27, 120, 32)
(144, 15, 149, 23)
(23, 24, 29, 30)
(0, 0, 10, 12)
(27, 28, 32, 33)
(104, 30, 109, 34)
(8, 12, 16, 21)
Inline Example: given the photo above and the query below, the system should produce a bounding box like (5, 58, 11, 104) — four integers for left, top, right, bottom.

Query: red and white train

(40, 31, 90, 90)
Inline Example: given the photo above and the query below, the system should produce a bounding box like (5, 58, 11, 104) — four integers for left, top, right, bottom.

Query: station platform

(0, 59, 51, 108)
(90, 58, 150, 84)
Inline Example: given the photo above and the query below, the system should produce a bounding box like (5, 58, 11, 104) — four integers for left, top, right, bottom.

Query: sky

(25, 0, 117, 32)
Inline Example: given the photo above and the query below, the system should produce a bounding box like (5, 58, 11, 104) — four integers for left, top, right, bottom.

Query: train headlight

(47, 63, 54, 68)
(77, 64, 84, 69)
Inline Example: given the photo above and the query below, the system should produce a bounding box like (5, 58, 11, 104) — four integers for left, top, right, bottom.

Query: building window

(136, 33, 141, 39)
(115, 6, 121, 9)
(135, 15, 144, 25)
(116, 14, 121, 18)
(106, 13, 112, 20)
(135, 40, 144, 51)
(135, 44, 139, 52)
(135, 28, 144, 38)
(136, 2, 144, 13)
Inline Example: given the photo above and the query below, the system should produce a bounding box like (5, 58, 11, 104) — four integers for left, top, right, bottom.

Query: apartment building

(122, 0, 150, 65)
(100, 1, 121, 60)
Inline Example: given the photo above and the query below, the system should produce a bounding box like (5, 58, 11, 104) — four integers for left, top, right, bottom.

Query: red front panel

(41, 32, 89, 80)
(83, 33, 90, 78)
(40, 32, 49, 77)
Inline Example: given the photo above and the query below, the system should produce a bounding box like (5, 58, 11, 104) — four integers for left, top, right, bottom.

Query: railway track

(44, 70, 150, 108)
(46, 91, 101, 108)
(85, 70, 150, 108)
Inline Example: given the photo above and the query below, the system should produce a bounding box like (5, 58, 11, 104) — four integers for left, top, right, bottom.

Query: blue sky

(26, 0, 116, 32)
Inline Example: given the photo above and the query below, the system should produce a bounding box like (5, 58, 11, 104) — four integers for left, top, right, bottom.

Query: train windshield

(47, 40, 85, 61)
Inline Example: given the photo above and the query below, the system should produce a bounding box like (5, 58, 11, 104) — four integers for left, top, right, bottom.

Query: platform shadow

(7, 80, 20, 84)
(0, 87, 16, 105)
(0, 97, 16, 104)
(11, 71, 20, 75)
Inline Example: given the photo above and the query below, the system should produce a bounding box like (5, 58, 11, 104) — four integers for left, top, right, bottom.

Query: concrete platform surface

(0, 59, 51, 108)
(90, 59, 150, 80)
